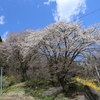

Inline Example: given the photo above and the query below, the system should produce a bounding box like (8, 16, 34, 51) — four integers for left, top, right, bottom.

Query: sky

(0, 0, 100, 39)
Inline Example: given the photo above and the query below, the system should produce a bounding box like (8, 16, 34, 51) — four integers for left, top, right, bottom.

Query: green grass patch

(2, 78, 72, 100)
(3, 82, 26, 93)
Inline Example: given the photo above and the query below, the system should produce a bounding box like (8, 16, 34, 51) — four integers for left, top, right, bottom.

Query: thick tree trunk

(20, 63, 29, 81)
(57, 73, 67, 93)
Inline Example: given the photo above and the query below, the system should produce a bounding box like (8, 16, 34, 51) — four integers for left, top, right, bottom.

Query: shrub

(74, 77, 100, 91)
(2, 76, 16, 88)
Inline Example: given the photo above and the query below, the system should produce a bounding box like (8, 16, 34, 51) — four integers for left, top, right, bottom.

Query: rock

(42, 87, 63, 97)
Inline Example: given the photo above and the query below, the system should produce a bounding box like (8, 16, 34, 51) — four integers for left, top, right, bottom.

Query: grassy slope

(1, 82, 69, 100)
(0, 82, 36, 100)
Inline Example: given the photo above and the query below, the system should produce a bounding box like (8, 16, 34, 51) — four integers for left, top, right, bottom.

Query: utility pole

(95, 65, 100, 81)
(0, 67, 3, 95)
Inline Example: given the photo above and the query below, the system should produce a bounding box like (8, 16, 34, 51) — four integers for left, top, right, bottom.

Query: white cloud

(44, 0, 86, 22)
(44, 0, 55, 5)
(2, 31, 9, 41)
(0, 16, 5, 25)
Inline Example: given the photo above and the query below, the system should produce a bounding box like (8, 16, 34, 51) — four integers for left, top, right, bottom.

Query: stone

(42, 87, 63, 97)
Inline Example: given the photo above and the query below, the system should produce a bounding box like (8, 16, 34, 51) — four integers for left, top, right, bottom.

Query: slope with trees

(1, 21, 100, 95)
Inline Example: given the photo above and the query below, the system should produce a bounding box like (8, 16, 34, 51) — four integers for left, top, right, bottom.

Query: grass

(3, 82, 26, 93)
(2, 80, 70, 100)
(25, 85, 54, 100)
(1, 74, 93, 100)
(2, 80, 54, 100)
(2, 78, 85, 100)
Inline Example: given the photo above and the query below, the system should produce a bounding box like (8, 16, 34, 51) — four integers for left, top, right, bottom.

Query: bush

(25, 78, 56, 88)
(25, 80, 39, 87)
(3, 76, 16, 88)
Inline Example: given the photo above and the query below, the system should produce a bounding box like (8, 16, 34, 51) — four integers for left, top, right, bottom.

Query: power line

(72, 8, 100, 22)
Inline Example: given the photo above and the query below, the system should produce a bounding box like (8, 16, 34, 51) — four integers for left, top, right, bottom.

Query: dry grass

(0, 91, 39, 100)
(1, 82, 40, 100)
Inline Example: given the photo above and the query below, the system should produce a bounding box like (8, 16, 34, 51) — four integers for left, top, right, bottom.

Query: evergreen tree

(0, 36, 2, 42)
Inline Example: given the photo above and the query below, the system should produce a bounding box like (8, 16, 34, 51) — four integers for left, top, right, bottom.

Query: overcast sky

(0, 0, 100, 39)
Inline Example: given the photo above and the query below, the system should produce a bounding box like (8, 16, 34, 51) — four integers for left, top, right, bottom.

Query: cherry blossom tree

(23, 21, 100, 91)
(1, 21, 100, 90)
(4, 32, 46, 81)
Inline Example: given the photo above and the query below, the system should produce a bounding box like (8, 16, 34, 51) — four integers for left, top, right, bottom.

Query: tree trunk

(57, 73, 67, 93)
(20, 63, 29, 81)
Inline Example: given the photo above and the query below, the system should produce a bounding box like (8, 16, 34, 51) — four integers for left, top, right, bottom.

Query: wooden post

(95, 65, 100, 81)
(0, 67, 3, 95)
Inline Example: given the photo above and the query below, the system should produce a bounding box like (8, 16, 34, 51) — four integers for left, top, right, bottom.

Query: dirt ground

(0, 91, 39, 100)
(0, 92, 85, 100)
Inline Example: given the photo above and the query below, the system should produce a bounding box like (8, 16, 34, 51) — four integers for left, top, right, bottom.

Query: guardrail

(84, 85, 99, 100)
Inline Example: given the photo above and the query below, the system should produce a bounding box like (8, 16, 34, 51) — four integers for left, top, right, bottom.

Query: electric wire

(72, 8, 100, 22)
